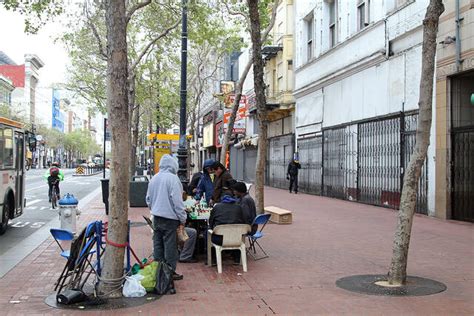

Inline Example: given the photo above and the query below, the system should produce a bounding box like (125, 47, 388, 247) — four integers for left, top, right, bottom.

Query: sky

(0, 7, 69, 88)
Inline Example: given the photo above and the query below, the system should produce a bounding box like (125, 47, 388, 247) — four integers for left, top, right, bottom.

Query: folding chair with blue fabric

(50, 228, 74, 259)
(53, 222, 100, 295)
(247, 213, 271, 260)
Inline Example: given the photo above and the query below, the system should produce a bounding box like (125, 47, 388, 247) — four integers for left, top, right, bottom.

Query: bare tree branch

(126, 0, 152, 24)
(84, 4, 107, 60)
(223, 1, 249, 21)
(129, 19, 181, 72)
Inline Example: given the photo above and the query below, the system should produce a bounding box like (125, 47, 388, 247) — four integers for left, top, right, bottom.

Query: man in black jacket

(208, 194, 244, 264)
(287, 158, 301, 194)
(232, 182, 257, 234)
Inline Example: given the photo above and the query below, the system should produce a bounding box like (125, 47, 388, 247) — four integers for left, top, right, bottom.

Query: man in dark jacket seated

(232, 182, 257, 235)
(208, 193, 245, 264)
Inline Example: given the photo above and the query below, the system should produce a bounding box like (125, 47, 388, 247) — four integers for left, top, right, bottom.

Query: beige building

(264, 0, 295, 132)
(262, 0, 297, 189)
(435, 0, 474, 222)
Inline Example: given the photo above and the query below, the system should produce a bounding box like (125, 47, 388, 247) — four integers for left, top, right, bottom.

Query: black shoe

(295, 191, 298, 194)
(179, 258, 198, 263)
(289, 191, 292, 194)
(173, 272, 183, 281)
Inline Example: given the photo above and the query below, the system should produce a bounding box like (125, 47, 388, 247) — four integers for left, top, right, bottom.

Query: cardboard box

(265, 206, 292, 224)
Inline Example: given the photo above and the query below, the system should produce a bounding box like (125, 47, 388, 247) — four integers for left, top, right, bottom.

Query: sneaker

(173, 272, 183, 281)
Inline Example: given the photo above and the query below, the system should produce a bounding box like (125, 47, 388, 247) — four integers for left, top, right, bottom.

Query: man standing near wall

(287, 158, 301, 194)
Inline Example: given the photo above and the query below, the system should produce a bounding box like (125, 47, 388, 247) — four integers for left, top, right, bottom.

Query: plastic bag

(177, 226, 189, 244)
(122, 274, 146, 298)
(138, 261, 158, 292)
(155, 261, 175, 295)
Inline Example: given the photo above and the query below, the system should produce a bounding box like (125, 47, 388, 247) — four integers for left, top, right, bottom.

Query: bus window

(3, 128, 14, 168)
(0, 129, 3, 168)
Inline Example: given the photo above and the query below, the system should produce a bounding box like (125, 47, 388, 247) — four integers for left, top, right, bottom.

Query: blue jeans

(153, 216, 180, 271)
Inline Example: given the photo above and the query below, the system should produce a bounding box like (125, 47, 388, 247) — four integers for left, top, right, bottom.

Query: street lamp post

(177, 0, 188, 185)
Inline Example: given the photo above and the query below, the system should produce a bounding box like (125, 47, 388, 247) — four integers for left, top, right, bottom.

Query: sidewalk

(0, 187, 473, 315)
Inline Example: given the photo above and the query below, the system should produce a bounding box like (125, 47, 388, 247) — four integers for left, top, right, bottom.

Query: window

(358, 0, 370, 31)
(305, 13, 314, 61)
(2, 128, 14, 169)
(328, 0, 337, 48)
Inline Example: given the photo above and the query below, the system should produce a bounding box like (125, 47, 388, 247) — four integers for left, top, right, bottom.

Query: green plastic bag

(138, 261, 159, 292)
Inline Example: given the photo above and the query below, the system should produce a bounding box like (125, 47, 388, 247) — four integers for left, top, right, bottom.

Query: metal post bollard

(58, 194, 80, 234)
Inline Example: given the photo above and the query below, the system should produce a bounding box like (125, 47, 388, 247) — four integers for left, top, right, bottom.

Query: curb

(72, 172, 102, 177)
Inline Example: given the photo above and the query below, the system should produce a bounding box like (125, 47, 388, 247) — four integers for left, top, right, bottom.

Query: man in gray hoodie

(146, 154, 187, 279)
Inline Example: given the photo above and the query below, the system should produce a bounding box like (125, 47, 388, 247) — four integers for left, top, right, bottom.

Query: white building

(293, 0, 435, 215)
(0, 54, 44, 124)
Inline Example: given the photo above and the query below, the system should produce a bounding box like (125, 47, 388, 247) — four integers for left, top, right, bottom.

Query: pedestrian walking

(287, 158, 301, 194)
(146, 154, 187, 281)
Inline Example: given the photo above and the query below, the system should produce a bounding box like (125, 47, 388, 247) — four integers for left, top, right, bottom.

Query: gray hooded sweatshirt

(146, 154, 186, 224)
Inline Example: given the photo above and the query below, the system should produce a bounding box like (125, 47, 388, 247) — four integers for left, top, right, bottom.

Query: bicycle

(50, 179, 60, 209)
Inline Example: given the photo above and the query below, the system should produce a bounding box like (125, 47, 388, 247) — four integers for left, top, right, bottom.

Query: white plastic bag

(122, 274, 146, 297)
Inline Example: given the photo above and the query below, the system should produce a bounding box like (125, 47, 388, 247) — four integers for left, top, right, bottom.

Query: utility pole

(177, 0, 188, 185)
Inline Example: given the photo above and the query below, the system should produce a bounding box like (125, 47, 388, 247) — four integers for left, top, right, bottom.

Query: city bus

(0, 117, 35, 235)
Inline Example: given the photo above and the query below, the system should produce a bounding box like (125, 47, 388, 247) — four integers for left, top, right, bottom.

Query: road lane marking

(25, 184, 48, 192)
(25, 199, 41, 207)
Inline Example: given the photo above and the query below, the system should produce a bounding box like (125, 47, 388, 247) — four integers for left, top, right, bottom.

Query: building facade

(0, 53, 44, 124)
(293, 0, 435, 215)
(0, 75, 14, 112)
(435, 0, 474, 222)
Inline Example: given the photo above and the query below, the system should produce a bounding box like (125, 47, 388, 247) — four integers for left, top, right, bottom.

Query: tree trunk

(220, 2, 278, 166)
(255, 116, 267, 214)
(247, 0, 269, 214)
(388, 0, 444, 285)
(99, 0, 131, 297)
(219, 66, 250, 166)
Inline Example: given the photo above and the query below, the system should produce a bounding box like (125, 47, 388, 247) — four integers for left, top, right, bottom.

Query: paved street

(0, 168, 105, 277)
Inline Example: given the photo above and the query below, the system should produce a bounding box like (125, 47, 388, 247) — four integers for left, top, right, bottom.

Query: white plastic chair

(207, 224, 251, 274)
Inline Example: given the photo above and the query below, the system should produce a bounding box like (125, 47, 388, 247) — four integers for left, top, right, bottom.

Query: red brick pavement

(0, 186, 473, 315)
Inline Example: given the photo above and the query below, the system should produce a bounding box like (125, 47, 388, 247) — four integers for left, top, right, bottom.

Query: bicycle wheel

(51, 187, 57, 209)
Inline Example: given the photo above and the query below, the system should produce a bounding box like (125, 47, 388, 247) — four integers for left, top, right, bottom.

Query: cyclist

(44, 162, 64, 202)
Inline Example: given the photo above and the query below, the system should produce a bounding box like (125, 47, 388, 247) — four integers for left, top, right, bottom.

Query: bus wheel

(0, 200, 9, 235)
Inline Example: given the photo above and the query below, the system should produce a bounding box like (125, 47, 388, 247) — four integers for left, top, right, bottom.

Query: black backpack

(154, 261, 176, 295)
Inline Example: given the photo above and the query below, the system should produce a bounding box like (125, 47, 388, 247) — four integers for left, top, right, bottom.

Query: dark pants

(289, 175, 298, 193)
(153, 216, 179, 271)
(48, 176, 60, 199)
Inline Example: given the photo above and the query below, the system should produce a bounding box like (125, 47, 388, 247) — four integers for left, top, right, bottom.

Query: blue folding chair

(247, 213, 271, 260)
(50, 228, 74, 259)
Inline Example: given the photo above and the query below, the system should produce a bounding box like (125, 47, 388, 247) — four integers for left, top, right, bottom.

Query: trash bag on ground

(122, 274, 146, 298)
(138, 261, 158, 292)
(155, 261, 175, 295)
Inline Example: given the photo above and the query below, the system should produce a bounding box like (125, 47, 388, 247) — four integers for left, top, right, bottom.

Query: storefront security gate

(294, 112, 428, 214)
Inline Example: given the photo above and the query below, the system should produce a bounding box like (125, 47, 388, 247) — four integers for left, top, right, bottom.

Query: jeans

(153, 216, 180, 271)
(179, 227, 197, 261)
